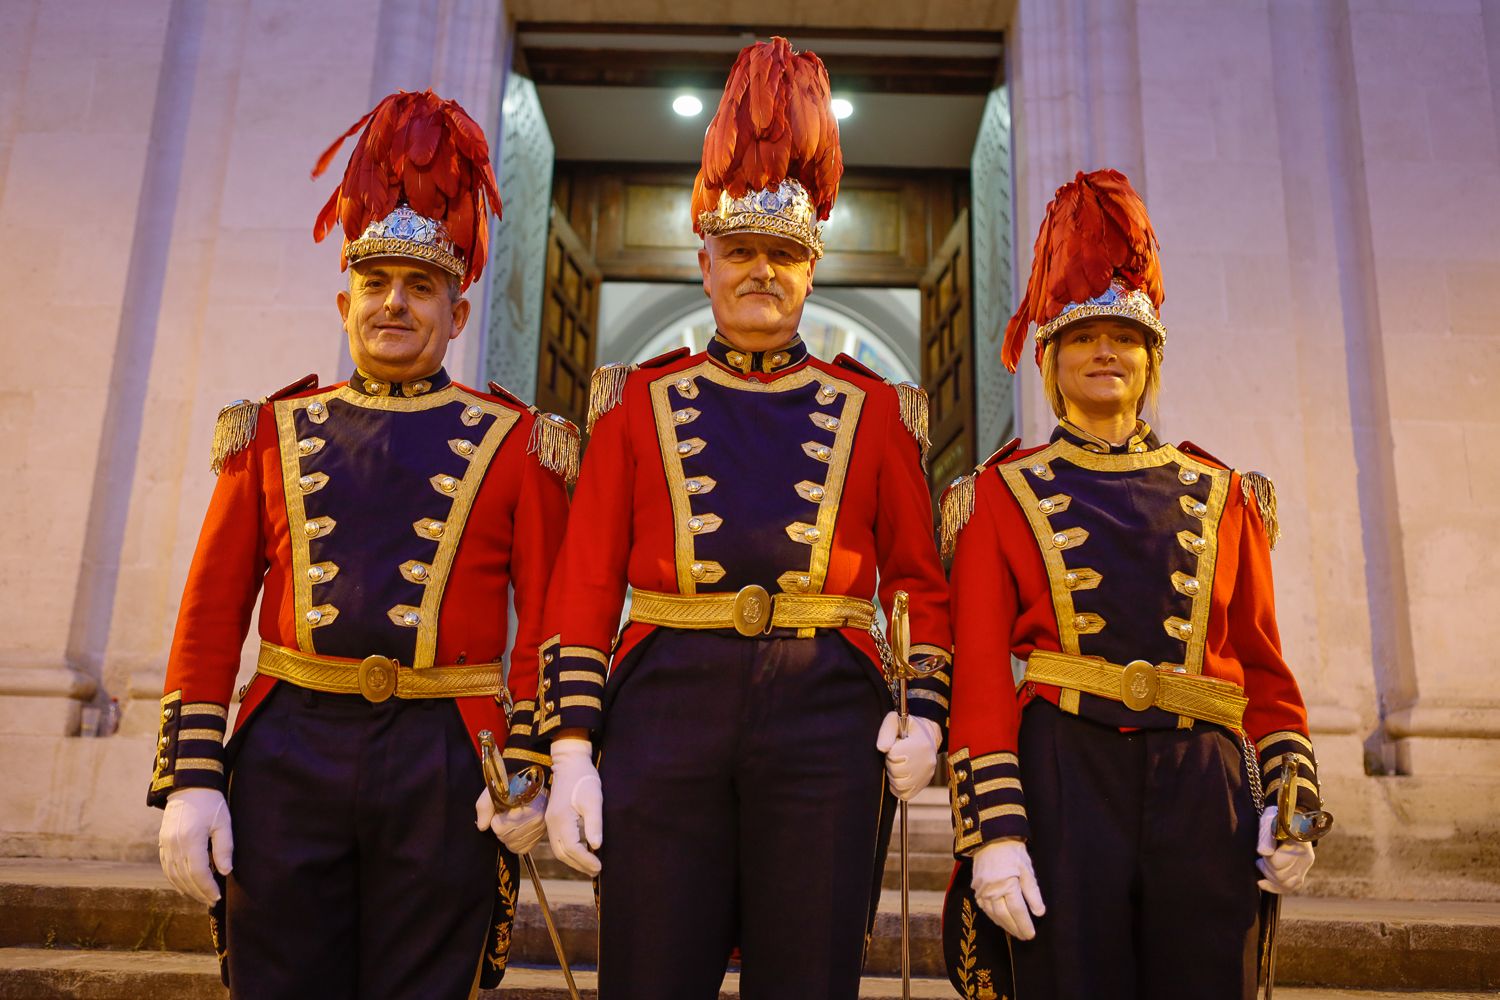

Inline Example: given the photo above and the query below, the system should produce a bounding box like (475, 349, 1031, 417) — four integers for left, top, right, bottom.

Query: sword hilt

(478, 730, 544, 810)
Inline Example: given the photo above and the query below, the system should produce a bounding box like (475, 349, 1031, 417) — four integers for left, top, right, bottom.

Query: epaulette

(485, 379, 531, 412)
(1239, 471, 1280, 550)
(939, 437, 1022, 557)
(586, 348, 691, 434)
(891, 382, 930, 468)
(527, 412, 581, 487)
(210, 373, 318, 475)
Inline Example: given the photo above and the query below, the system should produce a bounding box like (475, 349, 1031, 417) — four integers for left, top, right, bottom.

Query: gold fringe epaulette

(893, 381, 931, 469)
(528, 413, 581, 486)
(940, 473, 977, 559)
(1240, 471, 1280, 550)
(210, 399, 263, 475)
(587, 363, 633, 434)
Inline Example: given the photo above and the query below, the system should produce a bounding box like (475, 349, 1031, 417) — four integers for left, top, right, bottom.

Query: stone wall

(1010, 0, 1500, 897)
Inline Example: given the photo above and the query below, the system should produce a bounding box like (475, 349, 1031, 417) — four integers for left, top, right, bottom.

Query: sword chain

(1239, 730, 1266, 813)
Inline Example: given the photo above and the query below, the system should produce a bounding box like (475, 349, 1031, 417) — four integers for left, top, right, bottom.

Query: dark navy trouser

(1011, 700, 1261, 1000)
(224, 684, 498, 1000)
(596, 630, 893, 1000)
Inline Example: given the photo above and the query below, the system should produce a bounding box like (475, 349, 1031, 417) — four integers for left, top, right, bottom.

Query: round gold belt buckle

(732, 585, 774, 637)
(1120, 659, 1158, 711)
(358, 655, 398, 703)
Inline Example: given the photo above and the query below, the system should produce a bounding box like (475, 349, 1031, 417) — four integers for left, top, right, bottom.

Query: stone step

(1, 950, 1496, 1000)
(2, 860, 1498, 990)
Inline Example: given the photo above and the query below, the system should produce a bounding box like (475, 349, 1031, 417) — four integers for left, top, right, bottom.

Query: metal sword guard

(1274, 755, 1334, 843)
(478, 730, 544, 809)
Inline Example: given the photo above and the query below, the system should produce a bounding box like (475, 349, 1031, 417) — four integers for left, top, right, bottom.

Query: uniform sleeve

(148, 420, 270, 807)
(535, 398, 635, 742)
(501, 421, 573, 773)
(873, 390, 953, 733)
(946, 474, 1029, 853)
(1227, 477, 1321, 813)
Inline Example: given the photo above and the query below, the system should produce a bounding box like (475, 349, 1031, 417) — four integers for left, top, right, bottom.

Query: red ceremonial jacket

(942, 421, 1319, 854)
(533, 334, 952, 747)
(148, 368, 572, 806)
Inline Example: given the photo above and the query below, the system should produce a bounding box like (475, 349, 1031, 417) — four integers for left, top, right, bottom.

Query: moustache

(735, 279, 785, 300)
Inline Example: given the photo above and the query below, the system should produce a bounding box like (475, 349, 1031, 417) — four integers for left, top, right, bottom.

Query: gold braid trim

(210, 399, 263, 475)
(893, 381, 931, 468)
(527, 413, 580, 486)
(1240, 470, 1280, 549)
(941, 473, 978, 559)
(587, 363, 633, 434)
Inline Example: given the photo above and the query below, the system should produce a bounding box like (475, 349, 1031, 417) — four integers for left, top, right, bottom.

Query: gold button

(1192, 538, 1207, 554)
(1052, 532, 1069, 548)
(158, 735, 169, 748)
(428, 522, 444, 537)
(467, 405, 482, 419)
(677, 442, 693, 455)
(958, 793, 971, 806)
(162, 707, 173, 721)
(1064, 571, 1079, 588)
(544, 652, 554, 663)
(1031, 464, 1046, 476)
(306, 609, 323, 624)
(545, 700, 555, 712)
(299, 475, 314, 490)
(1073, 614, 1089, 629)
(691, 562, 705, 578)
(158, 755, 169, 768)
(688, 517, 704, 532)
(819, 385, 837, 401)
(457, 440, 474, 455)
(1039, 499, 1055, 513)
(816, 446, 831, 460)
(298, 439, 315, 455)
(826, 417, 840, 430)
(1183, 577, 1199, 595)
(1180, 469, 1199, 485)
(676, 378, 692, 392)
(804, 527, 821, 541)
(364, 379, 386, 395)
(439, 476, 458, 493)
(955, 768, 967, 780)
(809, 486, 825, 501)
(1132, 444, 1145, 453)
(675, 410, 691, 423)
(410, 564, 427, 581)
(403, 611, 421, 627)
(308, 402, 325, 416)
(541, 677, 550, 690)
(1178, 622, 1194, 638)
(307, 566, 324, 582)
(304, 521, 320, 537)
(686, 479, 702, 493)
(1193, 502, 1208, 516)
(798, 574, 811, 586)
(963, 817, 974, 830)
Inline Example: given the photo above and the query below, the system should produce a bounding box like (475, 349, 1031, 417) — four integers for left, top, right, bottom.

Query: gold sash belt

(1024, 649, 1248, 729)
(629, 586, 876, 637)
(255, 641, 500, 704)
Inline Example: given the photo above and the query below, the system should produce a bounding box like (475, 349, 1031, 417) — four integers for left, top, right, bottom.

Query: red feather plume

(691, 37, 844, 234)
(1001, 169, 1163, 371)
(312, 89, 501, 290)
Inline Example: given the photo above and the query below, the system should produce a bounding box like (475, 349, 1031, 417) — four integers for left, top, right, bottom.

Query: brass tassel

(587, 363, 632, 434)
(527, 413, 581, 487)
(1240, 471, 1280, 549)
(940, 473, 977, 559)
(210, 399, 263, 475)
(894, 381, 931, 469)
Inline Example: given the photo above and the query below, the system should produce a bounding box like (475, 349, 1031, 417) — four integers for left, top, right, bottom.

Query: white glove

(475, 785, 549, 855)
(971, 838, 1046, 940)
(1256, 805, 1316, 893)
(158, 788, 234, 905)
(875, 712, 942, 800)
(544, 739, 603, 876)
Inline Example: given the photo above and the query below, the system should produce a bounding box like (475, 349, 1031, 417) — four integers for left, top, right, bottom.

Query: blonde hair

(1039, 328, 1161, 420)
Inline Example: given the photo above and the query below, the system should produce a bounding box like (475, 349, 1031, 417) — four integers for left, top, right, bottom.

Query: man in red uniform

(939, 170, 1325, 999)
(149, 90, 574, 998)
(529, 38, 951, 998)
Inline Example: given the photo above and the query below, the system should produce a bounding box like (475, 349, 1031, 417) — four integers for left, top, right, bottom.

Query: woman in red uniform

(939, 170, 1326, 1000)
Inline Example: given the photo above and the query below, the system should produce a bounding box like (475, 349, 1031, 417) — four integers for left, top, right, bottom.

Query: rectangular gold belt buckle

(732, 585, 774, 636)
(1120, 659, 1159, 711)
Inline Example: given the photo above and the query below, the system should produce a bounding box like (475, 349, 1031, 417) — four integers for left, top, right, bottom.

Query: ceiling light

(672, 94, 703, 117)
(830, 98, 854, 120)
